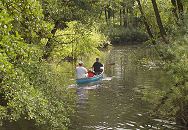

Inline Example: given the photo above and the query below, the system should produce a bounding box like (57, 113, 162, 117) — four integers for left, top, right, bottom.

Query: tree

(0, 1, 75, 128)
(151, 0, 168, 43)
(171, 0, 184, 23)
(40, 0, 101, 60)
(136, 0, 155, 44)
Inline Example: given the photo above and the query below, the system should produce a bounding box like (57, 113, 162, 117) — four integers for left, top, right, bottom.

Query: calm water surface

(1, 45, 179, 130)
(69, 45, 178, 130)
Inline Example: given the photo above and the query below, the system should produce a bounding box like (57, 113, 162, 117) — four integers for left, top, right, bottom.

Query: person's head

(78, 61, 83, 66)
(96, 58, 99, 62)
(88, 69, 92, 72)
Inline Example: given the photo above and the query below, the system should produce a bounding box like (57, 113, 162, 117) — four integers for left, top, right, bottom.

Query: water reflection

(69, 45, 179, 130)
(76, 84, 101, 106)
(0, 45, 180, 130)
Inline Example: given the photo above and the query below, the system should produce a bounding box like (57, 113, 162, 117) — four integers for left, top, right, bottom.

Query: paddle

(106, 63, 115, 66)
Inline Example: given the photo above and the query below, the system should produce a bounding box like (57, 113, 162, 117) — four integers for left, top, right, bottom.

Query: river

(0, 44, 179, 130)
(69, 45, 178, 130)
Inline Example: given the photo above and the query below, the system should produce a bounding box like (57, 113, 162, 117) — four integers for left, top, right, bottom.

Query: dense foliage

(135, 0, 188, 127)
(1, 0, 188, 129)
(52, 21, 107, 61)
(0, 0, 107, 129)
(0, 1, 75, 129)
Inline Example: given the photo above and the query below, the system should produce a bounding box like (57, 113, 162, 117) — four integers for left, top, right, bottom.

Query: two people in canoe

(76, 58, 104, 79)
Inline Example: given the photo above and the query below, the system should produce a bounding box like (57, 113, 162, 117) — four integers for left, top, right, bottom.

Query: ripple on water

(70, 45, 178, 130)
(102, 77, 113, 81)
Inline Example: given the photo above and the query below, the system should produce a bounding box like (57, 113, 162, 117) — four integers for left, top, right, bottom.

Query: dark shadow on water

(0, 119, 47, 130)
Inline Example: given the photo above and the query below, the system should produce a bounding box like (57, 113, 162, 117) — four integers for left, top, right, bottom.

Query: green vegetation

(0, 2, 75, 129)
(1, 0, 188, 129)
(106, 26, 148, 43)
(52, 21, 107, 61)
(0, 0, 107, 129)
(97, 0, 149, 43)
(133, 0, 188, 127)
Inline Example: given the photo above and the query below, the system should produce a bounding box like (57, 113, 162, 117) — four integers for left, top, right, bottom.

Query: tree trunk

(129, 7, 134, 29)
(126, 8, 129, 28)
(136, 0, 155, 44)
(123, 8, 125, 27)
(42, 21, 59, 60)
(177, 0, 184, 20)
(42, 21, 66, 60)
(171, 0, 184, 22)
(151, 0, 168, 44)
(123, 7, 128, 27)
(107, 8, 110, 19)
(104, 7, 108, 24)
(0, 75, 7, 106)
(171, 0, 179, 20)
(99, 10, 103, 19)
(107, 7, 111, 23)
(112, 10, 115, 24)
(120, 9, 122, 26)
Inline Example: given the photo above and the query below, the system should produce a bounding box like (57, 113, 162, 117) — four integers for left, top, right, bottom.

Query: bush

(0, 7, 75, 129)
(101, 25, 148, 44)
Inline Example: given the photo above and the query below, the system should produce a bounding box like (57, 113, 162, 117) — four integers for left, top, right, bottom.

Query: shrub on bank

(102, 25, 148, 44)
(141, 34, 188, 127)
(0, 8, 75, 129)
